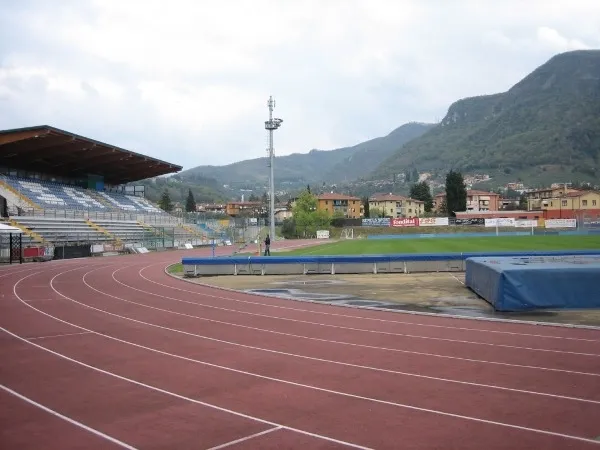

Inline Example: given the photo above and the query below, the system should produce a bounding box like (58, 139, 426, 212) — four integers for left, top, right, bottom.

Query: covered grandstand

(0, 125, 212, 259)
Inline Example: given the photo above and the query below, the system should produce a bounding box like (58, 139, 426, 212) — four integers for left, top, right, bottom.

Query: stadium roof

(0, 125, 182, 184)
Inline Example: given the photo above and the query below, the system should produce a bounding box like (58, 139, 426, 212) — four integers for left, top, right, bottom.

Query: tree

(280, 217, 297, 239)
(409, 181, 434, 212)
(185, 189, 196, 212)
(518, 195, 528, 210)
(361, 196, 370, 218)
(444, 170, 467, 217)
(159, 190, 173, 212)
(291, 189, 331, 238)
(369, 207, 385, 218)
(438, 199, 448, 215)
(412, 168, 419, 182)
(248, 193, 259, 202)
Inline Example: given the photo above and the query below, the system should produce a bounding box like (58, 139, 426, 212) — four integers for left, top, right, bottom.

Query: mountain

(372, 50, 600, 184)
(179, 122, 434, 188)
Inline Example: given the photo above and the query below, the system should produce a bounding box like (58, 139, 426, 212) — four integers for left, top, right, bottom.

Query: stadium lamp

(265, 96, 283, 242)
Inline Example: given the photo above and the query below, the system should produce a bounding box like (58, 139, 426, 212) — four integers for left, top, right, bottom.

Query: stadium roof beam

(0, 125, 182, 184)
(1, 134, 75, 155)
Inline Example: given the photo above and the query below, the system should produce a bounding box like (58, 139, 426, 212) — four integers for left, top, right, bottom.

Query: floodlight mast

(265, 95, 282, 242)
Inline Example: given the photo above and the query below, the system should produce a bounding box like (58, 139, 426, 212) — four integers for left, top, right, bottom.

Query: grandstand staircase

(0, 179, 41, 211)
(85, 219, 123, 245)
(137, 220, 164, 238)
(88, 191, 115, 209)
(181, 223, 207, 240)
(8, 218, 46, 244)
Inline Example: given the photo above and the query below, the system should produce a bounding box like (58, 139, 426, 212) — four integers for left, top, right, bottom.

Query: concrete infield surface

(179, 271, 600, 327)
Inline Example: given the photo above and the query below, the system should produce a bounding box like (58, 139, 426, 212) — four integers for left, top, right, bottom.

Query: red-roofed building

(539, 190, 600, 219)
(226, 201, 264, 216)
(368, 193, 424, 218)
(317, 193, 363, 218)
(434, 190, 500, 213)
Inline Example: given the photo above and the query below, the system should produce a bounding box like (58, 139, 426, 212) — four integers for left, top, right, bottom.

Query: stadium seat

(4, 177, 106, 211)
(2, 176, 164, 215)
(98, 191, 163, 213)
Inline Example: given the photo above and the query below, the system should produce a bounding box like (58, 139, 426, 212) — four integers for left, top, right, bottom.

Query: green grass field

(284, 235, 600, 256)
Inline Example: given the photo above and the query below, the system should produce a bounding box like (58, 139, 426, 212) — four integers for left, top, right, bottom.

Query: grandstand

(0, 125, 209, 258)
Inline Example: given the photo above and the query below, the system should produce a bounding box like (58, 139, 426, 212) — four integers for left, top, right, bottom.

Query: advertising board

(454, 218, 484, 226)
(362, 218, 391, 227)
(545, 219, 577, 228)
(391, 218, 419, 227)
(515, 219, 538, 228)
(316, 230, 330, 239)
(484, 218, 516, 227)
(418, 217, 449, 227)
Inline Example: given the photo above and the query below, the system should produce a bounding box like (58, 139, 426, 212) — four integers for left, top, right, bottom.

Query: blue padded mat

(465, 255, 600, 311)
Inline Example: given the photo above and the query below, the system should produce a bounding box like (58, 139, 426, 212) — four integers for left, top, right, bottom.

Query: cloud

(0, 0, 599, 170)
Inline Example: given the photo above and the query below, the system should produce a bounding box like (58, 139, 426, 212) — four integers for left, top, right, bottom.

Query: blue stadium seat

(98, 191, 163, 213)
(6, 177, 106, 211)
(3, 176, 162, 214)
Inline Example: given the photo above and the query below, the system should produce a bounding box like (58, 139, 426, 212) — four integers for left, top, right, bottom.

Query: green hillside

(372, 50, 600, 183)
(179, 122, 434, 187)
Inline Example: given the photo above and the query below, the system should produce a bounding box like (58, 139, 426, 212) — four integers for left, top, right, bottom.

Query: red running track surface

(1, 241, 600, 449)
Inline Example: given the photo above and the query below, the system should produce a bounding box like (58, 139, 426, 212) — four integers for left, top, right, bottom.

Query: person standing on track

(264, 234, 271, 256)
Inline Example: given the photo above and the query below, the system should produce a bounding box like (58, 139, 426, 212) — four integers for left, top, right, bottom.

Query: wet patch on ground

(174, 271, 600, 327)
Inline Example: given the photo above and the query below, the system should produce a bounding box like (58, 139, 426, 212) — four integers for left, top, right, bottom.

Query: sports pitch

(283, 234, 600, 256)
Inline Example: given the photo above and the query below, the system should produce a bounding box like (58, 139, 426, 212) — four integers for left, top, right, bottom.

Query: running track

(1, 241, 600, 449)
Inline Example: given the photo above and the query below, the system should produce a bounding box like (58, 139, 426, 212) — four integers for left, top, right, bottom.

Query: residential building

(526, 186, 580, 211)
(434, 190, 500, 213)
(274, 208, 292, 223)
(455, 191, 600, 220)
(499, 198, 520, 210)
(197, 203, 226, 214)
(226, 201, 264, 217)
(506, 182, 525, 191)
(368, 193, 424, 218)
(540, 190, 600, 219)
(317, 193, 362, 218)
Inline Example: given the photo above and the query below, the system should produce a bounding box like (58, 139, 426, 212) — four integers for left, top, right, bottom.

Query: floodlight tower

(265, 95, 283, 242)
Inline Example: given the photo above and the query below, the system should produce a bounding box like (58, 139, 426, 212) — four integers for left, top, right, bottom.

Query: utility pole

(265, 96, 283, 242)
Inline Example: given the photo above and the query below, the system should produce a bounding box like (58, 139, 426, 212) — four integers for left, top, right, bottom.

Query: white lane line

(72, 267, 600, 404)
(104, 266, 600, 377)
(205, 426, 282, 450)
(28, 332, 92, 341)
(141, 263, 600, 342)
(10, 275, 600, 447)
(118, 267, 600, 357)
(0, 267, 37, 278)
(2, 329, 369, 449)
(449, 273, 465, 285)
(0, 384, 138, 450)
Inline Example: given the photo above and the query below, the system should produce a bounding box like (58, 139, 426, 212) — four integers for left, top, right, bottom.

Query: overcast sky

(1, 0, 598, 170)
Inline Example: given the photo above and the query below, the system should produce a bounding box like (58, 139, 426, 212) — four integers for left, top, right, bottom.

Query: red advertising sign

(391, 217, 419, 227)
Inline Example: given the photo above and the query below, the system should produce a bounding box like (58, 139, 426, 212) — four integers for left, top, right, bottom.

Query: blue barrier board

(182, 249, 600, 266)
(465, 255, 600, 311)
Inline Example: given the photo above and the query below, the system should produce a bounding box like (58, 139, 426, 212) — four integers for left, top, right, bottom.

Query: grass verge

(284, 235, 600, 256)
(167, 263, 183, 274)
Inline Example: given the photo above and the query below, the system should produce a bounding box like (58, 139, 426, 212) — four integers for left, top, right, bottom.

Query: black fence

(53, 243, 92, 260)
(0, 232, 23, 264)
(330, 218, 363, 228)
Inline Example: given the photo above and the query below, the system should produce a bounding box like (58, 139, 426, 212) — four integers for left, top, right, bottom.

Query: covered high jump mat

(465, 255, 600, 312)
